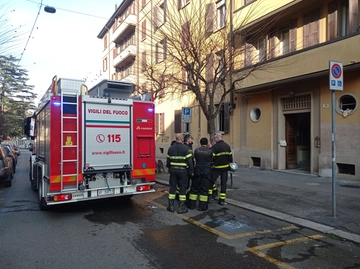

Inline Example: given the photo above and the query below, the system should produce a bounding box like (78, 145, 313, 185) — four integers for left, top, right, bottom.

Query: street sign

(329, 61, 343, 91)
(182, 107, 192, 123)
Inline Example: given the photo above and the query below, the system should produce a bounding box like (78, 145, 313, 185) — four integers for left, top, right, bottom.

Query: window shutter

(289, 19, 297, 52)
(155, 113, 165, 135)
(174, 110, 182, 133)
(142, 20, 146, 40)
(349, 0, 359, 34)
(312, 10, 320, 45)
(142, 51, 146, 71)
(205, 3, 215, 33)
(269, 33, 276, 58)
(153, 7, 159, 28)
(328, 2, 338, 40)
(182, 68, 186, 92)
(224, 102, 230, 134)
(206, 53, 214, 81)
(303, 13, 311, 48)
(155, 43, 159, 63)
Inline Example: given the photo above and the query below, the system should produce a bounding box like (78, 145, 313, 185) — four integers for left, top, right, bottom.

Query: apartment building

(99, 0, 360, 180)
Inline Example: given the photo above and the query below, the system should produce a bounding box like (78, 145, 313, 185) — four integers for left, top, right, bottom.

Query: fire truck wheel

(38, 181, 48, 211)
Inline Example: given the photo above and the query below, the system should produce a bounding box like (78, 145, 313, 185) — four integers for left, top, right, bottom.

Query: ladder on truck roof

(60, 87, 79, 192)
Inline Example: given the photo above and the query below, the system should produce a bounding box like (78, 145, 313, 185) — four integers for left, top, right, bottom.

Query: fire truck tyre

(38, 181, 48, 211)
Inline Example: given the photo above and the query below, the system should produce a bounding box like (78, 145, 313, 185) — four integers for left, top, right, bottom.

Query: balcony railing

(112, 14, 136, 44)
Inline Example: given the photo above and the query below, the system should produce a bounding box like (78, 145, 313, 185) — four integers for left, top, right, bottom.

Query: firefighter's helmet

(229, 162, 238, 172)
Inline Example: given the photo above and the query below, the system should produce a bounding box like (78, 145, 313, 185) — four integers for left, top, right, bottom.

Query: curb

(155, 178, 360, 244)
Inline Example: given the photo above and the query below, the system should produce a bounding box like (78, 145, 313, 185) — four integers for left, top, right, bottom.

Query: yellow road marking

(247, 234, 325, 269)
(152, 201, 325, 269)
(151, 201, 298, 239)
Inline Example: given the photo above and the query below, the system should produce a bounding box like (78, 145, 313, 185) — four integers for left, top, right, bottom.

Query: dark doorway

(285, 113, 310, 171)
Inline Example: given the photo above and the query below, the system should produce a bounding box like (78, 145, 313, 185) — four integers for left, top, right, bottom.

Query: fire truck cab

(25, 76, 156, 210)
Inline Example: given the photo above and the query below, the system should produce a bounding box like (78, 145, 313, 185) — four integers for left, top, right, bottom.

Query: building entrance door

(285, 113, 310, 171)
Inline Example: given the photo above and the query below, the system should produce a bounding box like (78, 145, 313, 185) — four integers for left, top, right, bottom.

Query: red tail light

(137, 185, 152, 192)
(53, 194, 72, 202)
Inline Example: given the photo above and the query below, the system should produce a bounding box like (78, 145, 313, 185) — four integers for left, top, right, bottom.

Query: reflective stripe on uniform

(169, 193, 176, 199)
(219, 193, 226, 199)
(212, 152, 232, 157)
(213, 164, 230, 169)
(189, 193, 198, 201)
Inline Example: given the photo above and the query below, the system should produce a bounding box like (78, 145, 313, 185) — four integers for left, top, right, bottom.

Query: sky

(2, 0, 117, 102)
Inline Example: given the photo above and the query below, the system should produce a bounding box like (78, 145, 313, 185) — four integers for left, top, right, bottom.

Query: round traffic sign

(331, 64, 342, 79)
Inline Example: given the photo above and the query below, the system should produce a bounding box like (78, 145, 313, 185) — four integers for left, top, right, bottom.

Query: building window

(155, 38, 167, 63)
(178, 0, 190, 9)
(245, 36, 267, 66)
(103, 57, 107, 72)
(303, 9, 320, 48)
(328, 0, 359, 40)
(336, 94, 357, 117)
(250, 107, 262, 122)
(217, 0, 226, 29)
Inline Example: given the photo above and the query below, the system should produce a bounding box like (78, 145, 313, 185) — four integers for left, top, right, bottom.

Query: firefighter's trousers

(168, 169, 188, 203)
(211, 169, 228, 202)
(188, 166, 211, 210)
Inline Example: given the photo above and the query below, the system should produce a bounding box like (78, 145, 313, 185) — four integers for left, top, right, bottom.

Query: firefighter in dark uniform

(188, 137, 212, 211)
(166, 133, 194, 214)
(183, 134, 194, 190)
(211, 132, 233, 205)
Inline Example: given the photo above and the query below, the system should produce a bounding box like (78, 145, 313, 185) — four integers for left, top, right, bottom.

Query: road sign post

(182, 107, 192, 123)
(329, 61, 343, 218)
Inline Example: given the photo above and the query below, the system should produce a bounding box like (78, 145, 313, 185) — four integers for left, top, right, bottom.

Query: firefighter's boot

(177, 201, 188, 214)
(167, 199, 175, 212)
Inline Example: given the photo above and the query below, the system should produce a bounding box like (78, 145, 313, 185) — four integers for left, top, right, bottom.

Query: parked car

(3, 144, 17, 173)
(11, 144, 20, 156)
(0, 145, 14, 187)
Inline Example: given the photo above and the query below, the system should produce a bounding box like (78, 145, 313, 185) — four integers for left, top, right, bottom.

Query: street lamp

(44, 6, 56, 14)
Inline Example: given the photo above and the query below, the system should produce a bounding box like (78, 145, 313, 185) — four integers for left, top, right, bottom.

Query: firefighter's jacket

(194, 146, 212, 168)
(167, 142, 194, 174)
(211, 140, 233, 170)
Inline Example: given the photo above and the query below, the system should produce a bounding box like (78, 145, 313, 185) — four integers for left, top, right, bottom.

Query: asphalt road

(0, 150, 359, 269)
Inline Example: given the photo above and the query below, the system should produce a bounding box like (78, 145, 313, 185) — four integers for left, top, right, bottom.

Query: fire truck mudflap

(24, 77, 156, 210)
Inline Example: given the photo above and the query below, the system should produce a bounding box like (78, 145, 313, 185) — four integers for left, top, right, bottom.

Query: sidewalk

(155, 167, 360, 244)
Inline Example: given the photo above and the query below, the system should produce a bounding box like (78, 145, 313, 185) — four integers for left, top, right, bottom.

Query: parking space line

(247, 234, 325, 269)
(151, 201, 299, 240)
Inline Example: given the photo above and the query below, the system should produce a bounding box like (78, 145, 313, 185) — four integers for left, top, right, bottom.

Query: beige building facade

(99, 0, 360, 180)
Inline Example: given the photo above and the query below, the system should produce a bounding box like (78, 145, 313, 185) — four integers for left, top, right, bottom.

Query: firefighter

(166, 133, 194, 214)
(188, 137, 212, 211)
(211, 132, 233, 205)
(183, 134, 194, 199)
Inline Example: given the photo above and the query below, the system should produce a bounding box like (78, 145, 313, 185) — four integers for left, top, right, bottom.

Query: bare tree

(0, 5, 24, 56)
(139, 0, 279, 139)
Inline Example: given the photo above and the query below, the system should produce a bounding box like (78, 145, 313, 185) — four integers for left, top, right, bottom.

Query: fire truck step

(62, 160, 78, 162)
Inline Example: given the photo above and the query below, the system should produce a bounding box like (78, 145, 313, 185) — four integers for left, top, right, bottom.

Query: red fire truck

(24, 76, 156, 210)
